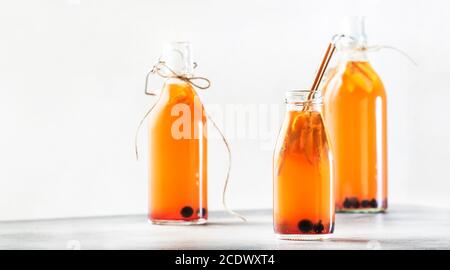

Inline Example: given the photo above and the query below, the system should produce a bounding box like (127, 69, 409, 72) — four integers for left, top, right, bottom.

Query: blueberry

(197, 208, 207, 217)
(369, 199, 378, 208)
(348, 197, 360, 208)
(361, 200, 370, 208)
(298, 219, 313, 233)
(180, 206, 194, 218)
(343, 198, 359, 208)
(313, 220, 324, 233)
(343, 198, 352, 208)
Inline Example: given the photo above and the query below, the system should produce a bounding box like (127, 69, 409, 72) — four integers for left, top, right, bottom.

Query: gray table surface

(1, 205, 449, 250)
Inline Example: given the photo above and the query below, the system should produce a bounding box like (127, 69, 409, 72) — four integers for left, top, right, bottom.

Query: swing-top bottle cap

(339, 16, 368, 48)
(160, 41, 194, 76)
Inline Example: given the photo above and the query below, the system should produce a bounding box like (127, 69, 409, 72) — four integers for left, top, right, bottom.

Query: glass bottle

(322, 17, 387, 213)
(273, 90, 334, 240)
(148, 42, 207, 224)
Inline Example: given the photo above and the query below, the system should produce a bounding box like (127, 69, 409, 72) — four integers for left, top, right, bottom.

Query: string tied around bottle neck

(144, 60, 211, 96)
(135, 60, 247, 222)
(333, 34, 418, 66)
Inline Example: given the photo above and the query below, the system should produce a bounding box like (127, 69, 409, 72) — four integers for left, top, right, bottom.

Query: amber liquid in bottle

(274, 93, 334, 240)
(323, 60, 387, 213)
(148, 79, 207, 224)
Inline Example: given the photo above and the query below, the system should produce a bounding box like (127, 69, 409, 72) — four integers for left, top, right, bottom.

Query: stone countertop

(1, 205, 449, 250)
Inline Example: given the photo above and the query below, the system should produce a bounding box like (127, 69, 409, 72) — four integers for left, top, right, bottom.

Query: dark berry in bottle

(197, 208, 207, 217)
(349, 197, 360, 208)
(343, 198, 352, 208)
(298, 219, 313, 233)
(313, 220, 324, 233)
(180, 206, 194, 218)
(369, 199, 378, 208)
(361, 200, 370, 208)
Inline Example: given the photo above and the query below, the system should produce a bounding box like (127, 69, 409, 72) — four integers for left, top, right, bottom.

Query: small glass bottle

(323, 17, 387, 213)
(273, 90, 334, 240)
(148, 42, 207, 225)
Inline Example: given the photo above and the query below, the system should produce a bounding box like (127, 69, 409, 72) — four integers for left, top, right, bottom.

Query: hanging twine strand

(135, 60, 246, 222)
(357, 45, 418, 66)
(334, 34, 418, 66)
(207, 110, 247, 222)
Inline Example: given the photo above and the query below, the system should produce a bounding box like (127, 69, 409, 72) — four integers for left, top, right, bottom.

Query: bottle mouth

(335, 36, 368, 51)
(285, 90, 322, 105)
(336, 16, 368, 50)
(160, 41, 194, 76)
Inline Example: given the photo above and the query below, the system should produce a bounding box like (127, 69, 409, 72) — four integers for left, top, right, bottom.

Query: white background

(1, 0, 449, 221)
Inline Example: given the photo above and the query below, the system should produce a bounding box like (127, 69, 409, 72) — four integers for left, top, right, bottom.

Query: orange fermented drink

(323, 18, 387, 213)
(274, 91, 334, 240)
(148, 42, 207, 224)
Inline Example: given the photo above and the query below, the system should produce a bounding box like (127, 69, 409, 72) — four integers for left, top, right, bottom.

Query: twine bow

(144, 61, 211, 96)
(135, 60, 246, 222)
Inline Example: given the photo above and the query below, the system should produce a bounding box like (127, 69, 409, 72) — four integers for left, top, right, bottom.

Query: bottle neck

(338, 16, 368, 62)
(336, 47, 368, 63)
(161, 78, 195, 98)
(161, 42, 194, 76)
(286, 102, 322, 112)
(285, 90, 322, 112)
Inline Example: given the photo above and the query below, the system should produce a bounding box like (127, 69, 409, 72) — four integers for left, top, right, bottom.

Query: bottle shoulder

(323, 61, 386, 98)
(155, 80, 205, 107)
(149, 80, 206, 123)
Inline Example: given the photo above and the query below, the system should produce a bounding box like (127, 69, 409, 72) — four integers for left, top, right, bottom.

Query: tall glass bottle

(148, 42, 207, 224)
(274, 90, 334, 240)
(323, 17, 387, 213)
